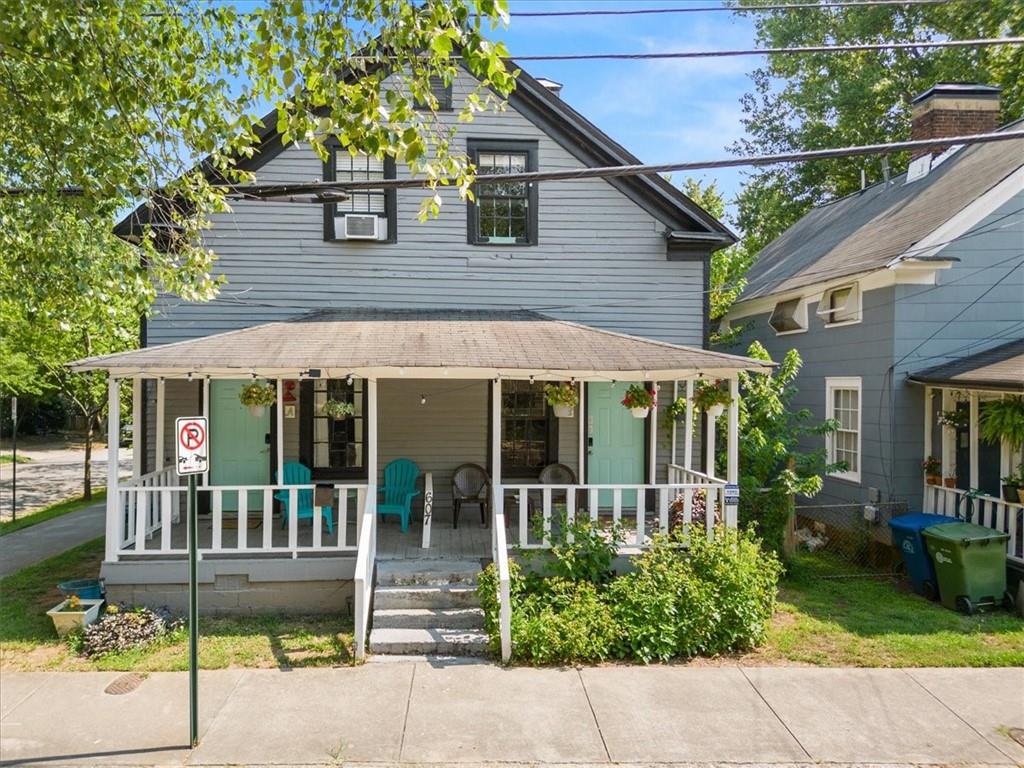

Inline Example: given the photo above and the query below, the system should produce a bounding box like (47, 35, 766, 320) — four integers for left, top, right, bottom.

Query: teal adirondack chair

(378, 459, 420, 533)
(275, 462, 334, 534)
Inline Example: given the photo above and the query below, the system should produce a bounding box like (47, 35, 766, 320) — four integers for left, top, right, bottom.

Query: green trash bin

(922, 522, 1011, 614)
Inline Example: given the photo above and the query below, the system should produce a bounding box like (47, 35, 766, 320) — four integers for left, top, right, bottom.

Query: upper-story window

(323, 142, 396, 243)
(414, 75, 453, 111)
(819, 283, 861, 326)
(467, 139, 538, 246)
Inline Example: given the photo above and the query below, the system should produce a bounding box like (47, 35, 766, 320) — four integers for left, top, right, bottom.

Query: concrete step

(369, 627, 490, 657)
(376, 559, 483, 587)
(372, 607, 484, 630)
(373, 584, 480, 610)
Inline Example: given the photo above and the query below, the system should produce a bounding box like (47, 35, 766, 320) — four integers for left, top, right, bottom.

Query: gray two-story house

(726, 83, 1023, 577)
(75, 64, 768, 657)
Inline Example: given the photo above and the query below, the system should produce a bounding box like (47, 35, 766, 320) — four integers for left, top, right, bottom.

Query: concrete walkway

(1, 665, 1021, 766)
(0, 502, 105, 578)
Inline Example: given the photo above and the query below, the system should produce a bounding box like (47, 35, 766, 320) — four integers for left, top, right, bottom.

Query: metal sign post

(175, 416, 208, 749)
(10, 396, 17, 521)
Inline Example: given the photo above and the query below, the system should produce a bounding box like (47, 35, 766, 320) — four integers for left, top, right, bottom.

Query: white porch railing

(923, 483, 1024, 566)
(112, 481, 368, 558)
(491, 488, 512, 663)
(353, 486, 378, 660)
(501, 481, 729, 549)
(667, 463, 722, 486)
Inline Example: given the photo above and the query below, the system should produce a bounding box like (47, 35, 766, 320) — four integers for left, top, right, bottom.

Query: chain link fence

(792, 501, 909, 576)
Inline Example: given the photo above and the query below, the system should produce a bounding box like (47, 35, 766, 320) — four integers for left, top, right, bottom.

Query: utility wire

(509, 0, 969, 16)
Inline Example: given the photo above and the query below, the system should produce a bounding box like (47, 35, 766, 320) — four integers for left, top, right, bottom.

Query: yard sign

(175, 416, 208, 476)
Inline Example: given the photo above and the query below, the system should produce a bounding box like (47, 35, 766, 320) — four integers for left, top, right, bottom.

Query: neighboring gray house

(74, 64, 768, 658)
(726, 83, 1023, 573)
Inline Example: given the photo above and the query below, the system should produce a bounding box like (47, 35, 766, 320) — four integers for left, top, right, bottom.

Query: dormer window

(467, 139, 538, 246)
(769, 298, 806, 334)
(819, 284, 861, 326)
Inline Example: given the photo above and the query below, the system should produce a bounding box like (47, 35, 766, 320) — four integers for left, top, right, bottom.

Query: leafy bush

(73, 605, 180, 658)
(545, 518, 622, 585)
(512, 578, 619, 664)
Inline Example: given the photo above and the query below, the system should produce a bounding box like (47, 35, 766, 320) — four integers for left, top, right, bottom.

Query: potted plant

(1001, 464, 1023, 504)
(238, 381, 276, 417)
(320, 399, 355, 420)
(921, 456, 942, 485)
(621, 384, 656, 419)
(663, 396, 688, 427)
(980, 395, 1024, 449)
(47, 594, 104, 637)
(692, 380, 732, 419)
(544, 383, 579, 418)
(938, 408, 969, 429)
(943, 464, 958, 488)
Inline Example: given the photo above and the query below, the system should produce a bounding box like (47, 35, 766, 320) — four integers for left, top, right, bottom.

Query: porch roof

(907, 338, 1024, 392)
(70, 308, 772, 380)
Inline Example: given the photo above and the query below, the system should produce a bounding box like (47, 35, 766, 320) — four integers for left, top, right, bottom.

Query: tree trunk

(83, 419, 93, 501)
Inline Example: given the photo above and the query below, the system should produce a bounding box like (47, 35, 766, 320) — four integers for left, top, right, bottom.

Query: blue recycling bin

(888, 513, 950, 600)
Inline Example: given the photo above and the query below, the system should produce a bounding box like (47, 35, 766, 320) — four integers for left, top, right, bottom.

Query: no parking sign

(175, 416, 208, 476)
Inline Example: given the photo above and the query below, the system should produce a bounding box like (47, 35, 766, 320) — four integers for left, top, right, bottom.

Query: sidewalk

(1, 664, 1022, 766)
(0, 502, 104, 578)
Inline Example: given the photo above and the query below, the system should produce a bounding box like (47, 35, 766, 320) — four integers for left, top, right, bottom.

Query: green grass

(0, 491, 106, 536)
(0, 453, 31, 464)
(0, 537, 355, 671)
(748, 553, 1024, 667)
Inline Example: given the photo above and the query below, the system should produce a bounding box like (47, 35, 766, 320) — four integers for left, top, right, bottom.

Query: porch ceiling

(907, 337, 1024, 392)
(69, 308, 772, 380)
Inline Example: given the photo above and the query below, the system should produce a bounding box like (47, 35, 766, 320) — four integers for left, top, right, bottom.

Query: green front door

(210, 380, 270, 511)
(587, 382, 644, 507)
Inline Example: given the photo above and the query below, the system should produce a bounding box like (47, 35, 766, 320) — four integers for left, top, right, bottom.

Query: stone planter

(47, 598, 104, 637)
(629, 407, 649, 419)
(553, 405, 574, 419)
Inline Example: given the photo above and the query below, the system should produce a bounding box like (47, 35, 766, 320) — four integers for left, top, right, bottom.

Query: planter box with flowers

(921, 456, 942, 486)
(239, 381, 277, 417)
(692, 380, 732, 419)
(544, 383, 579, 418)
(320, 399, 355, 420)
(47, 594, 104, 637)
(621, 384, 656, 419)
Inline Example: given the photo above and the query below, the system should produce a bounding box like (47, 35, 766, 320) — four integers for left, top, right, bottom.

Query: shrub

(511, 578, 618, 664)
(545, 518, 622, 585)
(74, 605, 180, 658)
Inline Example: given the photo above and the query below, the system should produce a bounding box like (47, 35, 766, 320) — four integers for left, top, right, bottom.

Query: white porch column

(367, 378, 378, 507)
(577, 381, 585, 478)
(491, 379, 502, 487)
(155, 378, 166, 470)
(648, 384, 658, 485)
(131, 377, 142, 478)
(726, 377, 740, 528)
(671, 381, 679, 465)
(684, 379, 694, 471)
(201, 377, 210, 485)
(941, 388, 954, 479)
(969, 391, 979, 490)
(923, 386, 932, 469)
(705, 412, 717, 478)
(105, 376, 121, 562)
(276, 379, 285, 480)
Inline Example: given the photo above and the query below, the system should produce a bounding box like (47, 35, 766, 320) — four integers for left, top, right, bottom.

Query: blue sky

(496, 1, 762, 221)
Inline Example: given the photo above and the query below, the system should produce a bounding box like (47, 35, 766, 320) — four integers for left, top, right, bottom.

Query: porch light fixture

(346, 373, 354, 385)
(529, 375, 535, 384)
(186, 372, 193, 382)
(420, 394, 427, 405)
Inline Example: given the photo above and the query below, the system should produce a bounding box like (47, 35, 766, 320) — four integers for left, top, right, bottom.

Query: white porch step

(369, 627, 490, 656)
(373, 584, 479, 610)
(376, 559, 482, 586)
(373, 607, 484, 630)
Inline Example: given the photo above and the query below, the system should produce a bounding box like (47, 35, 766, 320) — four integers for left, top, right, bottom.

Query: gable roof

(739, 122, 1024, 301)
(907, 337, 1024, 392)
(69, 308, 770, 379)
(115, 61, 735, 247)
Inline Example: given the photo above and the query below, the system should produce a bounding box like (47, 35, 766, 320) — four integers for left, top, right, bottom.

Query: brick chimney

(910, 83, 1002, 159)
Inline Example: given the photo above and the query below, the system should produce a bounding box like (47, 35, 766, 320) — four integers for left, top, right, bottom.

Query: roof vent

(535, 77, 563, 98)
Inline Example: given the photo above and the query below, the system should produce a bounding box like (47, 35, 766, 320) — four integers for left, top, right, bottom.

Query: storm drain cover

(104, 673, 146, 695)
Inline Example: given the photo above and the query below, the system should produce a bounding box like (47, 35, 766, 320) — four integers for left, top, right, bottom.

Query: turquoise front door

(210, 380, 270, 511)
(587, 382, 644, 507)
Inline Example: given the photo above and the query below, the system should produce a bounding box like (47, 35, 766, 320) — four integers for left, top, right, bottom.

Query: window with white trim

(819, 283, 861, 326)
(769, 297, 806, 334)
(826, 377, 861, 482)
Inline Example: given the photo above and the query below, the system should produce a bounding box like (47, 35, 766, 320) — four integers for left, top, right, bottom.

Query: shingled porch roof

(70, 308, 772, 380)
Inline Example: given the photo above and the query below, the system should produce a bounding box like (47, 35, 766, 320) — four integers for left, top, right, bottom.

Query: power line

(509, 0, 969, 16)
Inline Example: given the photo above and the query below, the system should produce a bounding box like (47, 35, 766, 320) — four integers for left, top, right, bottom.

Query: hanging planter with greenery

(239, 381, 277, 417)
(937, 409, 969, 429)
(544, 383, 579, 418)
(663, 396, 688, 425)
(692, 380, 732, 419)
(621, 384, 656, 418)
(980, 395, 1024, 451)
(320, 399, 356, 420)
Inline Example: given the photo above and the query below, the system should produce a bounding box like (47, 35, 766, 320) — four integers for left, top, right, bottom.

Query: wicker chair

(539, 463, 577, 485)
(451, 463, 491, 529)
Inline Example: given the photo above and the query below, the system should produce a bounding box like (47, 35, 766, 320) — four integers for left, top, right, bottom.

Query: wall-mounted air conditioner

(342, 214, 380, 240)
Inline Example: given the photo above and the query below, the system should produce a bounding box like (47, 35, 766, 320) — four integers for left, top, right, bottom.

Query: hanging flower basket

(239, 381, 276, 417)
(692, 380, 731, 419)
(937, 409, 969, 429)
(544, 383, 579, 418)
(320, 399, 356, 420)
(621, 384, 656, 419)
